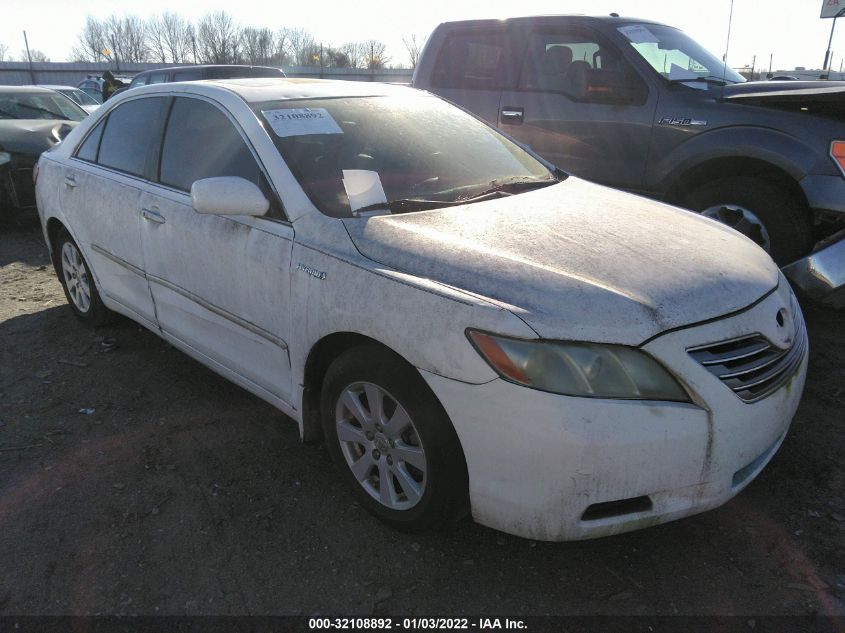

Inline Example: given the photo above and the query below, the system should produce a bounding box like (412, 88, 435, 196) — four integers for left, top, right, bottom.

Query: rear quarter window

(431, 31, 506, 90)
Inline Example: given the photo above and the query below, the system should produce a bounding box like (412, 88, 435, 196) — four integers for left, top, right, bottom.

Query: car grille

(687, 303, 806, 403)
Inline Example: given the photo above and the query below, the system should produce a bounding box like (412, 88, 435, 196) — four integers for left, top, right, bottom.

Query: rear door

(425, 27, 511, 127)
(499, 24, 657, 189)
(139, 95, 295, 403)
(64, 96, 165, 326)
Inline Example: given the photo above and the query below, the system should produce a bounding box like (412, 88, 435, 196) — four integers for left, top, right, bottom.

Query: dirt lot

(1, 217, 844, 617)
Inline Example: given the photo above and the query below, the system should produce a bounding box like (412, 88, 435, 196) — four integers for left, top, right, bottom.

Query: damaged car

(0, 87, 84, 221)
(35, 79, 807, 541)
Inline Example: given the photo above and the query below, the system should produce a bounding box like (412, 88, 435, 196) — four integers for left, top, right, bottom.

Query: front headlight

(0, 151, 10, 166)
(467, 330, 690, 402)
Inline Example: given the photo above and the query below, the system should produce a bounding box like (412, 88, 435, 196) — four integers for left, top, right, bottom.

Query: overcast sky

(2, 0, 844, 71)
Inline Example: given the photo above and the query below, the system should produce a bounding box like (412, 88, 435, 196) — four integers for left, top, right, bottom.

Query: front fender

(648, 126, 821, 193)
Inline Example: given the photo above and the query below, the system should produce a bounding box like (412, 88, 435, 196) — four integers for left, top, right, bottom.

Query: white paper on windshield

(668, 63, 709, 90)
(617, 25, 658, 44)
(262, 108, 343, 137)
(342, 170, 388, 214)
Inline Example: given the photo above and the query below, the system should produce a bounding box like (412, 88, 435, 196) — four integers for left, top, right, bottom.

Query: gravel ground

(1, 218, 844, 617)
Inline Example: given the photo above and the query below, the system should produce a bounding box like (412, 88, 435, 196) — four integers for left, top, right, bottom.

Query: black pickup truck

(413, 15, 845, 265)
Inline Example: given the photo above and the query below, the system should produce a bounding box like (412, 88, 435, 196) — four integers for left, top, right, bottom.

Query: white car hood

(342, 178, 779, 345)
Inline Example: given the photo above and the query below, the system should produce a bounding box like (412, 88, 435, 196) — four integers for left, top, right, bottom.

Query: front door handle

(141, 207, 166, 225)
(64, 174, 78, 188)
(501, 107, 524, 124)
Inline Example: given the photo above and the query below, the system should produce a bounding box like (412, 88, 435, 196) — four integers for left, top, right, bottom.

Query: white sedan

(35, 79, 807, 541)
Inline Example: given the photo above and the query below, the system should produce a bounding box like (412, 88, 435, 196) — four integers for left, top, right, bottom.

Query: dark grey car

(413, 15, 845, 264)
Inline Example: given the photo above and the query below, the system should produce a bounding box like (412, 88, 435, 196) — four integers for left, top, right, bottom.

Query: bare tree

(147, 15, 169, 63)
(325, 47, 352, 68)
(340, 42, 366, 68)
(362, 40, 389, 69)
(402, 34, 426, 69)
(147, 12, 193, 63)
(20, 49, 50, 62)
(240, 26, 275, 65)
(197, 11, 241, 64)
(71, 16, 108, 63)
(89, 15, 150, 64)
(0, 43, 9, 62)
(272, 29, 292, 66)
(282, 27, 319, 66)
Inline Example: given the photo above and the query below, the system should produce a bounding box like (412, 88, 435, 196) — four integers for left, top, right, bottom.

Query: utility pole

(750, 54, 756, 80)
(769, 53, 773, 74)
(22, 30, 35, 83)
(824, 17, 838, 72)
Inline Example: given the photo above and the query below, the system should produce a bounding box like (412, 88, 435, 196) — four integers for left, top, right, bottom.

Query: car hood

(722, 81, 845, 117)
(342, 178, 779, 345)
(0, 119, 76, 156)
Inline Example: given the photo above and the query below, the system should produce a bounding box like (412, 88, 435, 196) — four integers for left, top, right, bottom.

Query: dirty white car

(35, 79, 808, 541)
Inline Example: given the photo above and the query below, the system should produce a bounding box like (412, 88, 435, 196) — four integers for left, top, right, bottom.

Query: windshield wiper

(352, 176, 560, 216)
(354, 194, 499, 215)
(457, 176, 559, 201)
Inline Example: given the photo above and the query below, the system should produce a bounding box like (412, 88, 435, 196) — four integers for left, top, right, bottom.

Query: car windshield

(254, 95, 556, 218)
(59, 88, 99, 107)
(618, 23, 746, 85)
(0, 92, 87, 121)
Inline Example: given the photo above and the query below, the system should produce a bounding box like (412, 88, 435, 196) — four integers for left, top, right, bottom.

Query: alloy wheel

(335, 381, 427, 511)
(61, 241, 91, 313)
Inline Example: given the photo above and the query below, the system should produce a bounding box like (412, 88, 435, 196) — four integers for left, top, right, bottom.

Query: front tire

(321, 346, 468, 531)
(54, 228, 112, 326)
(685, 176, 813, 265)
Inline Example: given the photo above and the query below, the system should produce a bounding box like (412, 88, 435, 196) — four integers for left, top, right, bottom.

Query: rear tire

(321, 345, 468, 532)
(54, 227, 112, 326)
(685, 176, 813, 265)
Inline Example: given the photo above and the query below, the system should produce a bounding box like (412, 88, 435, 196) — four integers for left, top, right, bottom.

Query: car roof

(437, 14, 668, 28)
(130, 78, 416, 104)
(135, 64, 282, 75)
(30, 84, 79, 90)
(0, 86, 64, 95)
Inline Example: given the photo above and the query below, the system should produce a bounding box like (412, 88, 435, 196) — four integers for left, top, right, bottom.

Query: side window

(75, 119, 105, 163)
(159, 97, 262, 192)
(431, 31, 506, 90)
(129, 75, 148, 88)
(519, 30, 648, 105)
(172, 69, 203, 81)
(97, 97, 165, 177)
(147, 72, 169, 85)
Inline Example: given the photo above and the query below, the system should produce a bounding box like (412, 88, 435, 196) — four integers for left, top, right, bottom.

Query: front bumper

(422, 285, 807, 541)
(800, 174, 845, 217)
(783, 230, 845, 309)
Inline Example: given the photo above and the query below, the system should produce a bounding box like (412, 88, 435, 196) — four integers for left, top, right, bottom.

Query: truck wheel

(685, 177, 813, 265)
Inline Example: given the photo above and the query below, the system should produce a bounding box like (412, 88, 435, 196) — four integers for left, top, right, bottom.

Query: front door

(499, 26, 657, 190)
(139, 96, 294, 403)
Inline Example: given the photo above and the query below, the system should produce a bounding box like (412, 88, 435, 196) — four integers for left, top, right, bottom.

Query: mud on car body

(35, 78, 807, 540)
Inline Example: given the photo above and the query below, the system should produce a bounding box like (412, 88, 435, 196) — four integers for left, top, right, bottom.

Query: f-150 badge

(659, 116, 708, 126)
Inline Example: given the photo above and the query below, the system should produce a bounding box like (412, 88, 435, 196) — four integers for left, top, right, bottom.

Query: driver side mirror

(191, 176, 270, 216)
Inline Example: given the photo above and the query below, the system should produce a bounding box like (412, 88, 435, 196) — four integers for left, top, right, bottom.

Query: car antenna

(609, 12, 619, 17)
(721, 0, 735, 94)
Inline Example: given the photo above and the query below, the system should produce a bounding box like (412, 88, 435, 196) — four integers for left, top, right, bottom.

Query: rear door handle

(501, 107, 524, 124)
(141, 207, 166, 225)
(64, 174, 78, 188)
